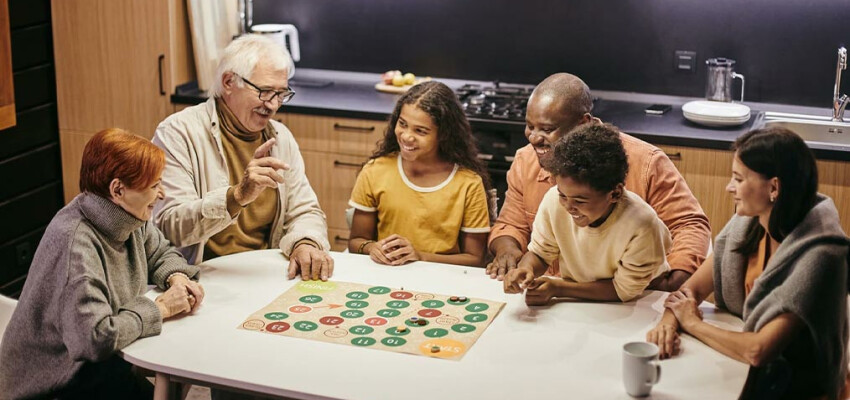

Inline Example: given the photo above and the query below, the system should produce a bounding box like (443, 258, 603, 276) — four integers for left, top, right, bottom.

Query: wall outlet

(15, 242, 33, 267)
(675, 50, 697, 73)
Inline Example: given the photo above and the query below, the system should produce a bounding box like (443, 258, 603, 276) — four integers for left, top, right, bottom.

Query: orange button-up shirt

(489, 131, 711, 274)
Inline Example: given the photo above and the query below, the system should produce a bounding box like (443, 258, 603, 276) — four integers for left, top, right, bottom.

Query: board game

(239, 280, 504, 360)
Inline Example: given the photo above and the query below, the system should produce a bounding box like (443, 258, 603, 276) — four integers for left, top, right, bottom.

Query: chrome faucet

(833, 46, 848, 122)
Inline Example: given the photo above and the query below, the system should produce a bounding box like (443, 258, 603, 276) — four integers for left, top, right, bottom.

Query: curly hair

(371, 81, 494, 209)
(541, 123, 628, 193)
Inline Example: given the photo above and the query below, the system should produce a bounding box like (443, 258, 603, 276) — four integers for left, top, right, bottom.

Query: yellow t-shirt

(349, 155, 490, 254)
(528, 188, 671, 302)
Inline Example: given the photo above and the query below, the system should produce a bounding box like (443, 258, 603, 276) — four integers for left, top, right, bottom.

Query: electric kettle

(251, 24, 301, 63)
(705, 58, 745, 102)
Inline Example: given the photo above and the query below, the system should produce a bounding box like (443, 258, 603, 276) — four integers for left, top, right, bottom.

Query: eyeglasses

(235, 74, 295, 104)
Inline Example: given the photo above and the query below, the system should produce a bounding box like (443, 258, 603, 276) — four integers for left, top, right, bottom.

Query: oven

(456, 82, 533, 212)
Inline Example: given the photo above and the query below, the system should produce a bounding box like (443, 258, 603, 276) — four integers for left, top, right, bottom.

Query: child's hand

(366, 242, 394, 265)
(524, 277, 556, 306)
(503, 267, 535, 294)
(379, 234, 420, 265)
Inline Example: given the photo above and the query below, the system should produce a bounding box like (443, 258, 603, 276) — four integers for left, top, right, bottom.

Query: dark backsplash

(253, 0, 848, 107)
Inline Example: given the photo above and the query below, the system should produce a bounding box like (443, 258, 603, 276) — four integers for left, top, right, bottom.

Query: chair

(0, 295, 17, 346)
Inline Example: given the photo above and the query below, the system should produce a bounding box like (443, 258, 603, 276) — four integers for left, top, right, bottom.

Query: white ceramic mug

(622, 342, 662, 397)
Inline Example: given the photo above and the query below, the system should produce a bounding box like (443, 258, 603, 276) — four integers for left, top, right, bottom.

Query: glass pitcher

(706, 58, 745, 102)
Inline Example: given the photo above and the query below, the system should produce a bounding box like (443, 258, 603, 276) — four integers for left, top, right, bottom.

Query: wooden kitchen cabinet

(0, 0, 15, 131)
(276, 113, 387, 251)
(815, 158, 850, 236)
(658, 144, 850, 239)
(52, 0, 194, 202)
(656, 145, 736, 239)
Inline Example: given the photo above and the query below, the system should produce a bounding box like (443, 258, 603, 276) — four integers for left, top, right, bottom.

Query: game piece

(238, 280, 505, 361)
(449, 296, 459, 302)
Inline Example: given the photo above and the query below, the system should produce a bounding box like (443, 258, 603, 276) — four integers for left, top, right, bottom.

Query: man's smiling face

(524, 92, 586, 163)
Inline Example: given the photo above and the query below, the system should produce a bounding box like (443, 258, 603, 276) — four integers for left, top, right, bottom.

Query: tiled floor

(146, 378, 211, 400)
(186, 385, 212, 400)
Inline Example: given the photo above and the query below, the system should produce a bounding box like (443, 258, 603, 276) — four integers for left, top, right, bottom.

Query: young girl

(348, 81, 493, 267)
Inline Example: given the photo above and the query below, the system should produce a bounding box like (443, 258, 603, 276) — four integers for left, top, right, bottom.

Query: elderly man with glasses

(152, 34, 334, 281)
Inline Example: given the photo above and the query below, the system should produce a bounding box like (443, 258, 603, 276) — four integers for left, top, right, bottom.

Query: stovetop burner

(455, 82, 533, 122)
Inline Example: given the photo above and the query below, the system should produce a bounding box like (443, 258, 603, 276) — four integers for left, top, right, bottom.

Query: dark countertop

(173, 68, 850, 161)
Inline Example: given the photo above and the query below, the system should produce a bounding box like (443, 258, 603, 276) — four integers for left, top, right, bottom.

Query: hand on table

(485, 247, 522, 281)
(288, 242, 334, 281)
(503, 266, 535, 294)
(664, 288, 703, 330)
(646, 323, 681, 359)
(156, 274, 205, 318)
(374, 234, 420, 266)
(523, 277, 558, 306)
(233, 138, 290, 206)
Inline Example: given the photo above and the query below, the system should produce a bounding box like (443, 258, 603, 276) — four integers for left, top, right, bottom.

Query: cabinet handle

(334, 235, 349, 242)
(333, 123, 375, 133)
(158, 54, 165, 95)
(334, 160, 365, 168)
(665, 152, 682, 161)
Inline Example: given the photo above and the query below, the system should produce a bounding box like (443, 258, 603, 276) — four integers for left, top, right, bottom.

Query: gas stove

(454, 82, 534, 210)
(455, 82, 534, 123)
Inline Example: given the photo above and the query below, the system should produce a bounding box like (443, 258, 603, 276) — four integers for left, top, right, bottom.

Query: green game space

(293, 321, 318, 332)
(376, 309, 401, 318)
(264, 312, 289, 320)
(349, 325, 374, 335)
(423, 328, 449, 338)
(464, 313, 488, 323)
(381, 337, 407, 347)
(465, 303, 489, 312)
(345, 300, 369, 309)
(405, 319, 429, 327)
(346, 291, 370, 299)
(451, 324, 476, 333)
(421, 300, 445, 308)
(299, 295, 323, 304)
(351, 337, 376, 347)
(340, 310, 365, 318)
(367, 286, 391, 295)
(386, 300, 410, 309)
(385, 327, 411, 336)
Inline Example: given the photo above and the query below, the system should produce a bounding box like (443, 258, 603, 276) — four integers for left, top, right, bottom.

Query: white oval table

(121, 250, 747, 399)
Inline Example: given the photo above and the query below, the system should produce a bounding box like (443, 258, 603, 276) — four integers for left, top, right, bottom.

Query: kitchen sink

(756, 112, 850, 148)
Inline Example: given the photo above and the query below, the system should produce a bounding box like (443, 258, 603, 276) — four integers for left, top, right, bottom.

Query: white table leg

(154, 372, 171, 400)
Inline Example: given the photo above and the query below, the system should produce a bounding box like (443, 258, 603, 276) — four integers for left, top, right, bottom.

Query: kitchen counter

(172, 68, 849, 161)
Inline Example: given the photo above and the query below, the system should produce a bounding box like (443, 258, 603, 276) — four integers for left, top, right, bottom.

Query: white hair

(210, 34, 295, 97)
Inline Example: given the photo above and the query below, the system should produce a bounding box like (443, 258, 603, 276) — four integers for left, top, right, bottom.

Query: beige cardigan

(152, 98, 329, 264)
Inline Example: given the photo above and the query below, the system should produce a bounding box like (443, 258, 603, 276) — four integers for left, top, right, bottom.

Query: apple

(403, 73, 415, 85)
(381, 70, 401, 85)
(392, 74, 405, 87)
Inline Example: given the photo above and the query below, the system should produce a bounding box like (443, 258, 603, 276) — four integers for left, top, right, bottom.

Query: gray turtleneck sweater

(0, 192, 200, 399)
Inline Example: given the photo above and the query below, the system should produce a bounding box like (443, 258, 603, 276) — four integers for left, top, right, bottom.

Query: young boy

(503, 123, 671, 304)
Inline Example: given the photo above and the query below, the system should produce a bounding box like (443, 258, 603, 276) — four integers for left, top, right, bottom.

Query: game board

(239, 280, 504, 360)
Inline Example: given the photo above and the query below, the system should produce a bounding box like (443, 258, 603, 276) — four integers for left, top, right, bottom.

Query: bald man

(486, 73, 711, 292)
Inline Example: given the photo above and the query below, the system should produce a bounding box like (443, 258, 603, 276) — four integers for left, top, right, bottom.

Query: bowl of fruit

(375, 70, 431, 93)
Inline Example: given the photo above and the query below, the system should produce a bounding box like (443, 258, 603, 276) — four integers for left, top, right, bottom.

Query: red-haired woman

(0, 128, 204, 398)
